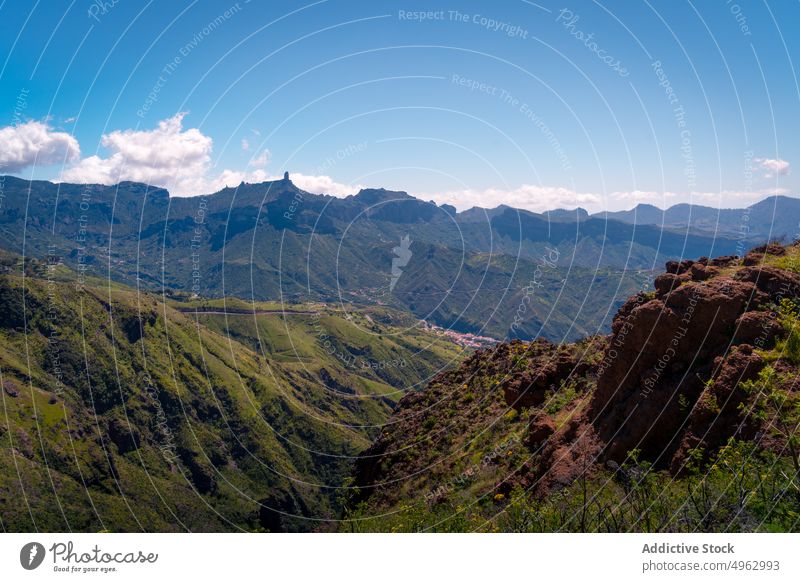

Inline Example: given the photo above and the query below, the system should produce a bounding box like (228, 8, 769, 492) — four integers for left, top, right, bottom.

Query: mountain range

(596, 196, 800, 241)
(1, 175, 790, 342)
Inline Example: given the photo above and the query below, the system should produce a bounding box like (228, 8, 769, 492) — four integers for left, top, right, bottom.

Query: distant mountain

(543, 207, 588, 221)
(594, 195, 800, 241)
(0, 175, 773, 341)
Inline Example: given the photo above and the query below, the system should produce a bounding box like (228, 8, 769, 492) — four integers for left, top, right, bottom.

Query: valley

(0, 254, 463, 531)
(0, 176, 797, 532)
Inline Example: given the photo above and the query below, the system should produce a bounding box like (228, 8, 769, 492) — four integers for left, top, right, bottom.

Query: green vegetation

(768, 243, 800, 274)
(346, 439, 799, 533)
(544, 380, 578, 415)
(3, 184, 799, 534)
(776, 298, 800, 364)
(742, 366, 800, 475)
(0, 176, 668, 343)
(0, 260, 463, 532)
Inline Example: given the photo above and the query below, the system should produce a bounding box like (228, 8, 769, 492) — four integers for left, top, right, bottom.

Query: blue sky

(0, 0, 797, 211)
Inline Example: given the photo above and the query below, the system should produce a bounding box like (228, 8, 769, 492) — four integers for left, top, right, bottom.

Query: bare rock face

(526, 413, 556, 448)
(517, 253, 788, 494)
(507, 248, 794, 494)
(502, 347, 576, 409)
(752, 242, 787, 256)
(710, 255, 738, 267)
(740, 243, 786, 267)
(611, 292, 651, 329)
(742, 253, 763, 266)
(670, 345, 764, 472)
(733, 265, 800, 300)
(3, 380, 19, 397)
(689, 263, 719, 281)
(654, 273, 681, 296)
(588, 276, 763, 464)
(665, 259, 695, 275)
(734, 311, 783, 348)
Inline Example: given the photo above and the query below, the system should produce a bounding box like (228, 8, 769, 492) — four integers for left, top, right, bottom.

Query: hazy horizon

(2, 171, 795, 215)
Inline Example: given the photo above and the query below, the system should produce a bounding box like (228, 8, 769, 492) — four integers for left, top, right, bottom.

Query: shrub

(778, 299, 800, 364)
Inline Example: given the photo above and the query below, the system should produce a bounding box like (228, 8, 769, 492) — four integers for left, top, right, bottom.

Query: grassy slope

(0, 259, 463, 532)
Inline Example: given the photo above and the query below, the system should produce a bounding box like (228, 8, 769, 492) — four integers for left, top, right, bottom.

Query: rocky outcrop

(710, 255, 738, 267)
(733, 265, 800, 299)
(501, 345, 580, 409)
(525, 253, 797, 492)
(654, 273, 681, 295)
(689, 262, 718, 281)
(3, 380, 19, 397)
(752, 242, 787, 256)
(352, 244, 800, 505)
(734, 311, 783, 347)
(588, 276, 764, 464)
(670, 344, 764, 472)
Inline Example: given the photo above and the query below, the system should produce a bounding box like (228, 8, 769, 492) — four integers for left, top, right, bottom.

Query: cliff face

(350, 244, 800, 532)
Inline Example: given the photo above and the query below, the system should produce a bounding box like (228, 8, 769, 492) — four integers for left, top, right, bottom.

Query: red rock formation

(501, 346, 577, 409)
(734, 311, 783, 348)
(734, 265, 800, 299)
(710, 255, 738, 267)
(588, 276, 763, 464)
(670, 344, 764, 472)
(352, 245, 800, 505)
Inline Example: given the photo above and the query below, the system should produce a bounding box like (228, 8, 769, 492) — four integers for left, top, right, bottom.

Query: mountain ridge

(0, 175, 785, 343)
(4, 173, 792, 219)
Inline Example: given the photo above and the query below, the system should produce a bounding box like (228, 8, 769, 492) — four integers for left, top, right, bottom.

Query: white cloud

(32, 113, 794, 211)
(610, 190, 678, 204)
(755, 157, 790, 177)
(0, 120, 80, 172)
(52, 112, 364, 197)
(192, 169, 360, 197)
(422, 184, 600, 213)
(61, 112, 212, 196)
(282, 172, 363, 197)
(762, 187, 789, 196)
(607, 189, 788, 210)
(248, 149, 270, 168)
(417, 186, 795, 214)
(203, 168, 269, 192)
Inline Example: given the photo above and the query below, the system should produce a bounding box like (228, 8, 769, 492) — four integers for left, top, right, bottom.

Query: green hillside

(0, 256, 462, 532)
